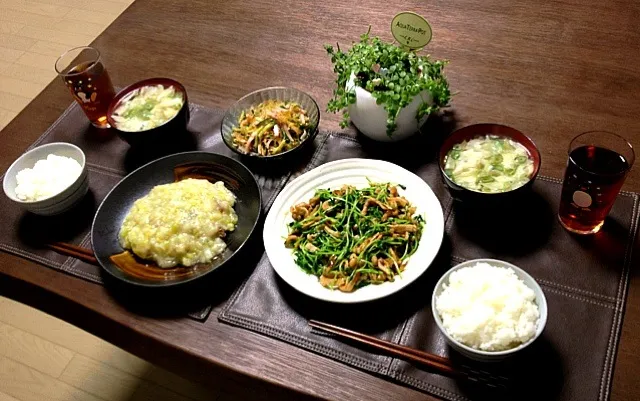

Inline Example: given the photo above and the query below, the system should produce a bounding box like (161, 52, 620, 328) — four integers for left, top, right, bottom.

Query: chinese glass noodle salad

(231, 99, 312, 156)
(285, 183, 424, 292)
(111, 84, 184, 132)
(444, 135, 534, 193)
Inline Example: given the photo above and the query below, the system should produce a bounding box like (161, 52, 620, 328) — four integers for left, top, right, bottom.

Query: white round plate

(264, 158, 444, 303)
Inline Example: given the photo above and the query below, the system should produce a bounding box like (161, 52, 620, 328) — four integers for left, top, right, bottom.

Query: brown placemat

(219, 131, 639, 401)
(0, 101, 319, 321)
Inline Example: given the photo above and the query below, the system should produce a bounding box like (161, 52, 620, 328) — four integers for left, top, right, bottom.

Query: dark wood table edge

(1, 0, 639, 399)
(0, 262, 327, 400)
(0, 88, 434, 401)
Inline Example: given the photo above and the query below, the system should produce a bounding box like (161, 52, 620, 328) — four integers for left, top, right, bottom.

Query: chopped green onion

(444, 135, 534, 193)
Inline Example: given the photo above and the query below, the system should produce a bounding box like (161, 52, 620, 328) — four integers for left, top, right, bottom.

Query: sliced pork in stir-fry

(285, 183, 424, 292)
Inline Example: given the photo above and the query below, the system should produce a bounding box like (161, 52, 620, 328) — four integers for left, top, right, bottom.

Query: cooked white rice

(435, 262, 540, 351)
(14, 154, 82, 201)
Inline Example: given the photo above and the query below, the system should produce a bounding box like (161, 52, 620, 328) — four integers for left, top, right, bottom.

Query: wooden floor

(0, 1, 270, 400)
(0, 296, 228, 401)
(0, 0, 136, 130)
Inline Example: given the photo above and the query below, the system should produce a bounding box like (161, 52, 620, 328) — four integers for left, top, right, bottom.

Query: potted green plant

(325, 29, 451, 141)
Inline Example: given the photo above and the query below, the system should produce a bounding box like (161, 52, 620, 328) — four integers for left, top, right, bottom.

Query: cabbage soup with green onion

(111, 85, 184, 132)
(443, 135, 534, 193)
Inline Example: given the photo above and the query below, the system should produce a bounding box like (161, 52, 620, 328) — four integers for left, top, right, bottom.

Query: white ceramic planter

(346, 74, 433, 142)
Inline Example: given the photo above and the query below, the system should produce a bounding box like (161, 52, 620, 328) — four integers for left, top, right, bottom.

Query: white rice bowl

(435, 261, 541, 352)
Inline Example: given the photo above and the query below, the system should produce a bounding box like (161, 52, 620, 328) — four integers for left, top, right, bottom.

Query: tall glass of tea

(55, 46, 115, 129)
(558, 131, 634, 234)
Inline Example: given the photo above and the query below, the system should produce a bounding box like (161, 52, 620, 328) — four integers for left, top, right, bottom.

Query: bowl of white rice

(432, 258, 547, 361)
(3, 142, 88, 216)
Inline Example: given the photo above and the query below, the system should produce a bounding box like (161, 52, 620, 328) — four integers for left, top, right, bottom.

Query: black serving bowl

(438, 123, 541, 205)
(220, 87, 320, 160)
(107, 77, 190, 147)
(91, 151, 261, 287)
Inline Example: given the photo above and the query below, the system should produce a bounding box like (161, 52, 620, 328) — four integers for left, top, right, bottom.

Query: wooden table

(1, 0, 639, 399)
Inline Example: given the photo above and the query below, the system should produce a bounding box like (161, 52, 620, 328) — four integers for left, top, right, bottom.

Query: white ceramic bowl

(346, 74, 432, 142)
(3, 142, 89, 216)
(431, 258, 548, 362)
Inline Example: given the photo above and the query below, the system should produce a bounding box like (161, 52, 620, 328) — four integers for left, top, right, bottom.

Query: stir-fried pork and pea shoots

(285, 183, 424, 292)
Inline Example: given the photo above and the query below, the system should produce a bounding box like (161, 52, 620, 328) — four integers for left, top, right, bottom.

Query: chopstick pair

(46, 242, 98, 265)
(47, 244, 506, 387)
(309, 320, 509, 388)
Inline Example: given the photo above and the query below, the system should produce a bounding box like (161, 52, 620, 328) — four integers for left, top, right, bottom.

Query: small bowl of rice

(432, 258, 547, 361)
(3, 142, 88, 216)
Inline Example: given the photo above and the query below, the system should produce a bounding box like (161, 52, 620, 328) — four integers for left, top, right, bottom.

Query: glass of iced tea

(55, 46, 116, 129)
(558, 131, 635, 234)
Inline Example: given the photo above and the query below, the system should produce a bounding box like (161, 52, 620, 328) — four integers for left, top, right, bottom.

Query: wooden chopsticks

(309, 319, 510, 388)
(309, 319, 458, 377)
(46, 242, 99, 265)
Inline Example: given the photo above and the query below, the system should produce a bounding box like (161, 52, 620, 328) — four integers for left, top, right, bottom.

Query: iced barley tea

(55, 47, 115, 129)
(558, 132, 634, 235)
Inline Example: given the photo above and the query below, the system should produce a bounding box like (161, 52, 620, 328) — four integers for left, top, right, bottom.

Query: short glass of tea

(55, 46, 116, 129)
(558, 131, 635, 234)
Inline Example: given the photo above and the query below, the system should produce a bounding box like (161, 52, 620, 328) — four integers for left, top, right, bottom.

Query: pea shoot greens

(325, 28, 451, 137)
(285, 183, 424, 292)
